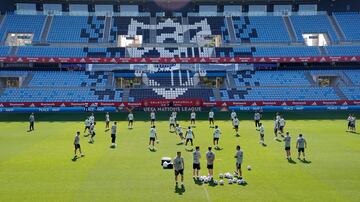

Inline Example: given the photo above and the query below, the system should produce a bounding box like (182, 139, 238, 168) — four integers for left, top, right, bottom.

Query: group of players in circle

(71, 110, 309, 180)
(24, 110, 355, 187)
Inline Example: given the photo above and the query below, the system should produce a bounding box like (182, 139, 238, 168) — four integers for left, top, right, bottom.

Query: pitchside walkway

(0, 111, 352, 122)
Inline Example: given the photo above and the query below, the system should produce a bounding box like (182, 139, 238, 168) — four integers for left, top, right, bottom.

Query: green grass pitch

(0, 111, 359, 202)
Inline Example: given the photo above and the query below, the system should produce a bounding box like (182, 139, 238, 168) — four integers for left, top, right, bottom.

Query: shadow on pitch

(71, 156, 84, 162)
(174, 185, 185, 195)
(287, 158, 297, 164)
(347, 131, 360, 135)
(214, 147, 223, 151)
(239, 181, 248, 187)
(299, 158, 312, 164)
(185, 148, 194, 152)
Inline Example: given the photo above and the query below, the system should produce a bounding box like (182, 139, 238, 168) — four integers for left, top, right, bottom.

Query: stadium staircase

(106, 72, 114, 88)
(103, 16, 112, 43)
(9, 46, 18, 56)
(149, 17, 157, 44)
(327, 15, 346, 42)
(125, 48, 131, 58)
(122, 88, 130, 102)
(212, 88, 221, 101)
(0, 15, 5, 28)
(21, 72, 34, 87)
(142, 74, 149, 86)
(225, 17, 236, 43)
(332, 84, 348, 100)
(0, 87, 5, 95)
(40, 15, 53, 43)
(283, 16, 297, 43)
(303, 72, 317, 86)
(192, 74, 200, 87)
(339, 71, 354, 86)
(182, 17, 191, 44)
(318, 46, 328, 56)
(227, 72, 237, 88)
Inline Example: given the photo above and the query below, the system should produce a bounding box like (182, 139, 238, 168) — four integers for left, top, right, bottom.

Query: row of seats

(187, 17, 229, 43)
(232, 69, 360, 88)
(128, 47, 213, 58)
(233, 70, 311, 87)
(28, 71, 108, 87)
(11, 45, 360, 58)
(215, 46, 320, 57)
(48, 16, 106, 43)
(2, 13, 360, 44)
(290, 14, 339, 42)
(220, 87, 339, 101)
(0, 14, 46, 42)
(146, 70, 195, 87)
(343, 70, 360, 85)
(340, 87, 360, 100)
(325, 46, 360, 56)
(333, 12, 360, 41)
(110, 17, 150, 43)
(0, 88, 123, 102)
(16, 46, 126, 58)
(129, 88, 214, 101)
(156, 18, 184, 44)
(232, 16, 290, 43)
(0, 46, 10, 57)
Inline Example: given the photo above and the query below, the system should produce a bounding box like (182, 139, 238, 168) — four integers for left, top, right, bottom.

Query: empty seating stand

(110, 17, 150, 43)
(48, 16, 105, 43)
(187, 17, 229, 43)
(0, 71, 122, 102)
(290, 15, 339, 42)
(0, 46, 10, 57)
(220, 87, 339, 101)
(233, 70, 311, 87)
(16, 46, 126, 58)
(128, 88, 214, 101)
(325, 46, 360, 56)
(28, 71, 108, 87)
(214, 46, 320, 57)
(0, 88, 123, 102)
(0, 14, 46, 42)
(333, 12, 360, 41)
(146, 70, 194, 87)
(156, 17, 184, 44)
(231, 16, 290, 43)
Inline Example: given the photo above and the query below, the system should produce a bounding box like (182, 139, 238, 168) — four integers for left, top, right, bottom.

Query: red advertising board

(0, 100, 359, 108)
(0, 56, 359, 64)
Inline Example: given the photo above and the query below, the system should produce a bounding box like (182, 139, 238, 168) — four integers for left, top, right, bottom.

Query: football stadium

(0, 0, 359, 201)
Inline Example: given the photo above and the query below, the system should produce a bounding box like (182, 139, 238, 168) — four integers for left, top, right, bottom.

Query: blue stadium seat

(0, 14, 46, 42)
(232, 16, 290, 43)
(326, 46, 360, 56)
(290, 15, 338, 42)
(333, 12, 360, 41)
(48, 16, 105, 43)
(221, 87, 339, 101)
(0, 46, 10, 57)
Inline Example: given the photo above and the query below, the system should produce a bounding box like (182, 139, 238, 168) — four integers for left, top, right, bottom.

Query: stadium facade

(0, 0, 359, 112)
